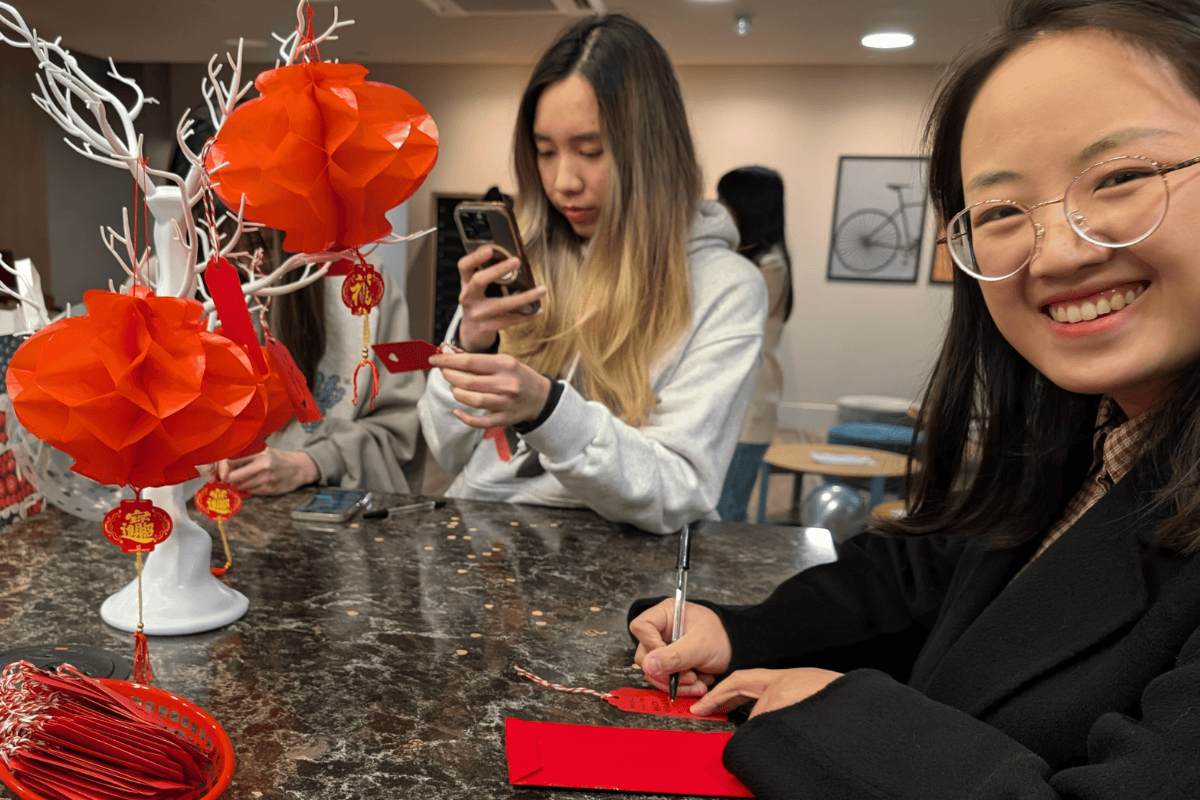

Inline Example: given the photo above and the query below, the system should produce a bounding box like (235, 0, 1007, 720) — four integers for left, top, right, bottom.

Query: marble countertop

(0, 493, 837, 799)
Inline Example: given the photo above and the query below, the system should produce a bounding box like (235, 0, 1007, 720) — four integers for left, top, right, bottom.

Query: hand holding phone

(454, 201, 540, 315)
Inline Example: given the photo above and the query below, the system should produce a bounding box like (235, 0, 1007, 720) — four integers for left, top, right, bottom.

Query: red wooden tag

(204, 256, 268, 373)
(194, 480, 243, 522)
(264, 339, 322, 424)
(485, 426, 511, 462)
(340, 264, 384, 315)
(101, 499, 172, 554)
(603, 687, 728, 720)
(373, 340, 439, 373)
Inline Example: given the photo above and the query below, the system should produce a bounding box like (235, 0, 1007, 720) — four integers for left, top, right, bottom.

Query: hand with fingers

(689, 667, 843, 719)
(426, 350, 552, 429)
(629, 598, 732, 699)
(216, 447, 320, 496)
(454, 246, 547, 354)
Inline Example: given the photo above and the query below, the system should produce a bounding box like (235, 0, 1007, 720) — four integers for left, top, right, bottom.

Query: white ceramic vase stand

(98, 187, 249, 635)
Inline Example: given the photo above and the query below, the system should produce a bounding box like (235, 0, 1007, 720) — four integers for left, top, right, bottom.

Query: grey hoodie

(418, 200, 767, 534)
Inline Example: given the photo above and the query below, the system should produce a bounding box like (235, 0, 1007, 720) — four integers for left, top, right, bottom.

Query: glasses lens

(1065, 156, 1167, 246)
(947, 201, 1036, 280)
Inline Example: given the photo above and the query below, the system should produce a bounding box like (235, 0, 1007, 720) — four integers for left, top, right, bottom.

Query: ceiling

(8, 0, 1004, 67)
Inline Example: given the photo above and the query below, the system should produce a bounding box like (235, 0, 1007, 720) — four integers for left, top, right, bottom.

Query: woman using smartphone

(629, 0, 1200, 795)
(419, 15, 767, 534)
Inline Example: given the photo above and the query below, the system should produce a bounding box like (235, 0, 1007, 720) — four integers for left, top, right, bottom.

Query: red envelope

(373, 340, 439, 373)
(504, 718, 752, 796)
(604, 687, 728, 720)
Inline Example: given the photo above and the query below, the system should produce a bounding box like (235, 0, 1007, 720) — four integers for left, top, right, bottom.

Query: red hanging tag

(101, 498, 173, 554)
(203, 256, 269, 374)
(326, 258, 355, 276)
(373, 340, 439, 373)
(603, 687, 727, 720)
(485, 426, 512, 462)
(264, 338, 322, 423)
(340, 262, 384, 315)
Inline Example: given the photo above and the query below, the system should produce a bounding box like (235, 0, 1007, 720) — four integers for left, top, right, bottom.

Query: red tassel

(132, 631, 154, 684)
(352, 359, 380, 410)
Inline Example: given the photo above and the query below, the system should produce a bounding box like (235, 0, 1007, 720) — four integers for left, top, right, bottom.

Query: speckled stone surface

(0, 493, 837, 799)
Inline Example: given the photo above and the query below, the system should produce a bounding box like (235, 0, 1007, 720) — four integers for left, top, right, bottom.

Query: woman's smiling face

(961, 30, 1200, 418)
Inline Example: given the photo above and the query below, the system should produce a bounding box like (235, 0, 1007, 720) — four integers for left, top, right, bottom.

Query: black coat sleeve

(711, 530, 968, 674)
(724, 633, 1200, 800)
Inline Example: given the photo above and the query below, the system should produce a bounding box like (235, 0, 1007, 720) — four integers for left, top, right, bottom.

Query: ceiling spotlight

(862, 32, 915, 49)
(734, 14, 752, 36)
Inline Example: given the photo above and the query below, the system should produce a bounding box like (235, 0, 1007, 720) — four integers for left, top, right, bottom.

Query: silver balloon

(801, 481, 869, 543)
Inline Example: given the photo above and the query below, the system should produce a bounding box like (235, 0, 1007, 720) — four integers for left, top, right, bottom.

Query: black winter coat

(714, 464, 1200, 799)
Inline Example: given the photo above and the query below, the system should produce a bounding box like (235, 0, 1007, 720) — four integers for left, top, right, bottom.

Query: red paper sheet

(504, 718, 752, 796)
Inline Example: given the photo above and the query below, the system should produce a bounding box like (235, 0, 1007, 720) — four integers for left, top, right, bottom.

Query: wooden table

(756, 442, 911, 524)
(0, 494, 838, 799)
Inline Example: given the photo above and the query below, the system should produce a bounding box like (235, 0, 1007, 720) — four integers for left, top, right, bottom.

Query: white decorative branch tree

(0, 0, 433, 636)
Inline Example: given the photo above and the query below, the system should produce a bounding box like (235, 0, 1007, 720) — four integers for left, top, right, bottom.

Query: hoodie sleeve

(519, 247, 767, 533)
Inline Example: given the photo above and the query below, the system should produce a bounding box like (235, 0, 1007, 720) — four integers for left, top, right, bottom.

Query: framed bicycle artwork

(827, 155, 930, 282)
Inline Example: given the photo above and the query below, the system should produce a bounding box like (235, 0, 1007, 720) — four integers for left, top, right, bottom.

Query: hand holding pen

(668, 523, 691, 702)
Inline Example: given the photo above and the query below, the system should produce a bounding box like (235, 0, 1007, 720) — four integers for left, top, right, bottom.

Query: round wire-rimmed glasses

(940, 155, 1200, 282)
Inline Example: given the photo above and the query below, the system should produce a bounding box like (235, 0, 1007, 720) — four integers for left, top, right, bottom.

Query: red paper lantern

(206, 62, 439, 253)
(5, 288, 269, 488)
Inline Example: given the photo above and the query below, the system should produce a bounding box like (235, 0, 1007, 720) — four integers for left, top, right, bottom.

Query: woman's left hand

(689, 667, 843, 719)
(216, 447, 320, 496)
(428, 351, 552, 429)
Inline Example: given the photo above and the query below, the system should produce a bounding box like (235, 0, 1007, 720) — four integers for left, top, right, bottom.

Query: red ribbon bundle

(0, 662, 223, 800)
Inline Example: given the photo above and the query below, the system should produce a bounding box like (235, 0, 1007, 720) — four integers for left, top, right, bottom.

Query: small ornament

(194, 480, 244, 577)
(101, 495, 173, 684)
(340, 254, 385, 408)
(101, 498, 173, 554)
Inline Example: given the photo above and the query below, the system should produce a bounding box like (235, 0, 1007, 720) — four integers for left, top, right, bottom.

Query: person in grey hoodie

(419, 15, 766, 535)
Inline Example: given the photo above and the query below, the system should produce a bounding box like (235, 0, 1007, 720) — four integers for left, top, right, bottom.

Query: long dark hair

(878, 0, 1200, 553)
(717, 166, 793, 321)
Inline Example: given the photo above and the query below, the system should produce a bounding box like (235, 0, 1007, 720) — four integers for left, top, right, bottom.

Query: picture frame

(827, 155, 929, 283)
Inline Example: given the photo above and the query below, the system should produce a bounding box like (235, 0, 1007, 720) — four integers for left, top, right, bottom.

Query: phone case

(290, 488, 372, 523)
(453, 201, 540, 314)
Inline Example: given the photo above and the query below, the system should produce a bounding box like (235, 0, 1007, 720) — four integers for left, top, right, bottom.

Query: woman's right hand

(455, 247, 547, 353)
(629, 599, 732, 698)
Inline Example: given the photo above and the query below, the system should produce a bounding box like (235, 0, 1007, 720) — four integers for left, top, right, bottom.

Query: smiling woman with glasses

(624, 1, 1200, 797)
(944, 154, 1200, 280)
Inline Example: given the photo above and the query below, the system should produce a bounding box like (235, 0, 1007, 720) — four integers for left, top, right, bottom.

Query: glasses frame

(939, 154, 1200, 282)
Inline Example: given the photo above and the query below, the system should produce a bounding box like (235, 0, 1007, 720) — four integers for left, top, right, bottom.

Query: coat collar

(911, 468, 1157, 716)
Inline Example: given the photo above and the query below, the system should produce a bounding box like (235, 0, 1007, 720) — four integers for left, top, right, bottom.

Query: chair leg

(757, 462, 771, 524)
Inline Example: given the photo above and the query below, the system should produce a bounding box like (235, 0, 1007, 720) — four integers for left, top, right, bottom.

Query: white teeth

(1048, 284, 1143, 324)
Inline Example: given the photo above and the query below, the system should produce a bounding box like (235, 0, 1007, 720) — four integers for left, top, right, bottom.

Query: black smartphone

(290, 488, 372, 523)
(453, 201, 540, 314)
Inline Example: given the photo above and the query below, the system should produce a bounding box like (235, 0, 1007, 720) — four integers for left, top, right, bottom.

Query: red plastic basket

(0, 679, 235, 800)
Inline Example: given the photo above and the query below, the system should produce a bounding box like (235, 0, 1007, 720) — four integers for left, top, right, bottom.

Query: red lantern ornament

(195, 480, 244, 577)
(205, 62, 439, 254)
(5, 287, 269, 488)
(100, 495, 174, 683)
(339, 257, 386, 409)
(101, 498, 173, 554)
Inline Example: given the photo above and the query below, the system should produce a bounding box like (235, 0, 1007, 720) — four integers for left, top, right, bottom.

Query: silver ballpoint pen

(668, 523, 691, 703)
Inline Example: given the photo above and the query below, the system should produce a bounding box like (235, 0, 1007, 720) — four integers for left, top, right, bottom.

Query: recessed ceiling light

(862, 32, 915, 49)
(734, 14, 752, 36)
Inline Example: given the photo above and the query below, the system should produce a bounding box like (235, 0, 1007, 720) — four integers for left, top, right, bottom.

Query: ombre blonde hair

(503, 14, 701, 428)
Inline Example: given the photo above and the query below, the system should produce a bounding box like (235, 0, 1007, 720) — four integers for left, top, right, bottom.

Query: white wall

(166, 60, 956, 435)
(363, 62, 954, 434)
